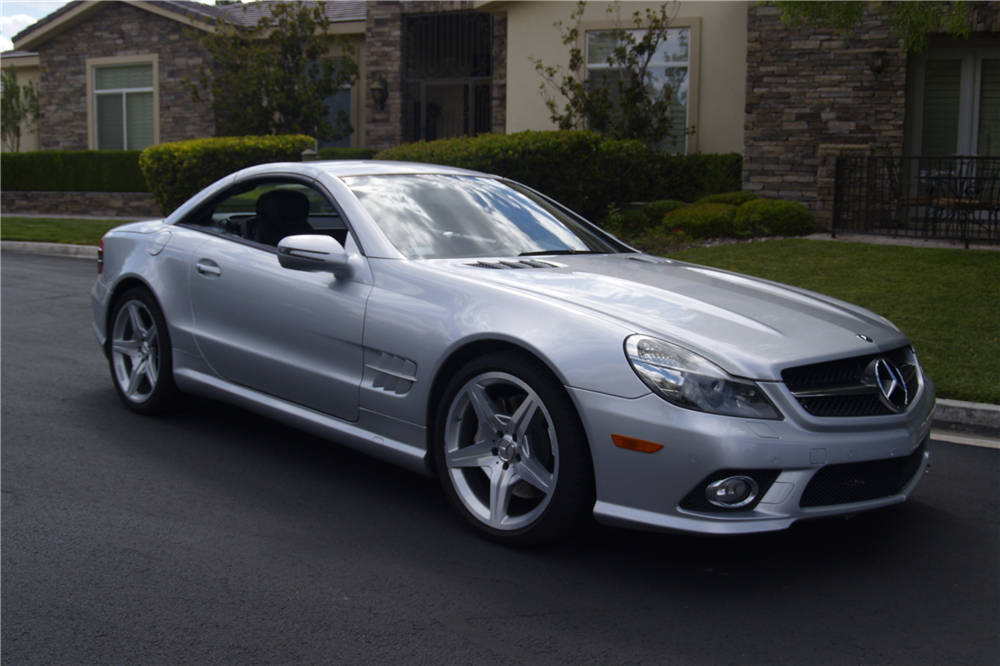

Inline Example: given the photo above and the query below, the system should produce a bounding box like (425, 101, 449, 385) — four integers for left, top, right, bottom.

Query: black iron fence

(833, 155, 1000, 245)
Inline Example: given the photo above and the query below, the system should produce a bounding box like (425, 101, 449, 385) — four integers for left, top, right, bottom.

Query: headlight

(625, 335, 782, 420)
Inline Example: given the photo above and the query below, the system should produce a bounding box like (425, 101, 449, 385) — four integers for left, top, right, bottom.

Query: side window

(195, 180, 350, 247)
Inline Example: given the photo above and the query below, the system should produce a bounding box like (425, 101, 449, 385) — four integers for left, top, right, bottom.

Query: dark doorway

(403, 12, 493, 142)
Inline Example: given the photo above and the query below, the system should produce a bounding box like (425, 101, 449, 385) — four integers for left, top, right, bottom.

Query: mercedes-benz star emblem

(866, 358, 909, 412)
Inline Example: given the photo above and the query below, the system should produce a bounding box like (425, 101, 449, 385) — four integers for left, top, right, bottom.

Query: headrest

(256, 189, 311, 224)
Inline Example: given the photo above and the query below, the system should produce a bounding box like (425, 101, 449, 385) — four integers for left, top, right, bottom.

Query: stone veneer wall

(365, 1, 505, 152)
(744, 4, 906, 232)
(38, 2, 215, 150)
(745, 2, 1000, 232)
(1, 191, 161, 218)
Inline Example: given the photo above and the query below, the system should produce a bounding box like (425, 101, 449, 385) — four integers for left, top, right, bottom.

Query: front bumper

(570, 375, 935, 535)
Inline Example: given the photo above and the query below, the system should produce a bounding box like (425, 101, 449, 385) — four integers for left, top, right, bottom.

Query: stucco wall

(496, 0, 747, 154)
(36, 2, 215, 151)
(0, 55, 41, 152)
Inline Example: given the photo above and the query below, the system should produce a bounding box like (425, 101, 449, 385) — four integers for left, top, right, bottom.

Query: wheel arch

(105, 276, 159, 338)
(423, 338, 593, 480)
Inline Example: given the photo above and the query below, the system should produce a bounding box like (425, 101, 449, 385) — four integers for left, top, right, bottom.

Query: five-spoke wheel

(108, 288, 179, 414)
(436, 352, 593, 545)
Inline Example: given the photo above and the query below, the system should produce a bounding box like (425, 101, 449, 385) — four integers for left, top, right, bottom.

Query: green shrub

(697, 191, 757, 206)
(376, 131, 650, 220)
(1, 151, 147, 192)
(140, 135, 316, 214)
(646, 152, 742, 203)
(603, 199, 688, 234)
(644, 199, 689, 221)
(318, 147, 378, 160)
(733, 198, 815, 237)
(665, 203, 738, 239)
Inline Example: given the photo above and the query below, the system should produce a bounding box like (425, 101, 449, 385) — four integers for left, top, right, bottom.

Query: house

(3, 0, 998, 236)
(3, 0, 747, 156)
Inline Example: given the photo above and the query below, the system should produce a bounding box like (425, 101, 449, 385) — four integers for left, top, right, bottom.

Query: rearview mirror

(277, 235, 352, 276)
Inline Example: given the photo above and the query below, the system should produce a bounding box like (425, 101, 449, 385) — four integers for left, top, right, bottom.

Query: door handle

(196, 259, 222, 277)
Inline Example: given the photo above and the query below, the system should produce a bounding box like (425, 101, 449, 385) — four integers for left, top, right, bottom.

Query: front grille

(800, 439, 927, 508)
(782, 346, 921, 417)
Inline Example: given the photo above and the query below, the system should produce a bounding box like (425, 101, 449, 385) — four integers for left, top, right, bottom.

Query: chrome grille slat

(783, 346, 920, 417)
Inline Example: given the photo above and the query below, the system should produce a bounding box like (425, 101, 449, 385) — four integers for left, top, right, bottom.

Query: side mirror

(277, 234, 352, 276)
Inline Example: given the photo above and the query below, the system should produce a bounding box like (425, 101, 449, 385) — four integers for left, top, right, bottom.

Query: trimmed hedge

(140, 135, 316, 214)
(733, 198, 815, 237)
(376, 131, 650, 220)
(318, 147, 378, 160)
(1, 150, 147, 192)
(648, 152, 743, 204)
(666, 203, 739, 239)
(697, 191, 757, 206)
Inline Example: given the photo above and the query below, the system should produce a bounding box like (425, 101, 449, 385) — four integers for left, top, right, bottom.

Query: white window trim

(579, 17, 700, 153)
(86, 54, 160, 150)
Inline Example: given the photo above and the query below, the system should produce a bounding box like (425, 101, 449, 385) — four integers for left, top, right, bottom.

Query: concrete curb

(934, 399, 1000, 438)
(3, 241, 997, 445)
(2, 240, 99, 258)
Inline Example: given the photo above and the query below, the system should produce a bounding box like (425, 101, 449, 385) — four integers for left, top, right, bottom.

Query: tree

(188, 0, 358, 142)
(530, 1, 688, 151)
(774, 1, 972, 53)
(1, 66, 41, 152)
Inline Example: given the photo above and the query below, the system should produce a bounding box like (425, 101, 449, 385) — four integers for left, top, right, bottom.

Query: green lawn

(1, 217, 132, 246)
(3, 218, 997, 404)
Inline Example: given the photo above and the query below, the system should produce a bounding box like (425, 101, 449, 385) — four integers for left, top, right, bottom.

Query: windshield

(344, 174, 624, 259)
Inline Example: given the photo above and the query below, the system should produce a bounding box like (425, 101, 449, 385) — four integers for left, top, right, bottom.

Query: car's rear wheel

(108, 288, 179, 414)
(435, 351, 594, 545)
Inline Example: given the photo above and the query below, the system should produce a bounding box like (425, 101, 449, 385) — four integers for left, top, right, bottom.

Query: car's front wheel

(108, 287, 179, 414)
(435, 351, 594, 545)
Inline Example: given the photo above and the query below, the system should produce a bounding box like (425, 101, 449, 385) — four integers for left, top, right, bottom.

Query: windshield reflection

(344, 175, 621, 259)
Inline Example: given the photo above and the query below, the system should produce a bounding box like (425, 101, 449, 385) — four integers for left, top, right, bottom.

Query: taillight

(97, 236, 104, 274)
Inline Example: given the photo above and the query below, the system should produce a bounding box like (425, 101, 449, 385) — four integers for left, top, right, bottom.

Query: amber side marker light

(612, 434, 664, 454)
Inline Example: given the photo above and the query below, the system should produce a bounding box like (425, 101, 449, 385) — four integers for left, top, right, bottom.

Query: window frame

(579, 16, 700, 154)
(86, 54, 160, 150)
(907, 46, 1000, 157)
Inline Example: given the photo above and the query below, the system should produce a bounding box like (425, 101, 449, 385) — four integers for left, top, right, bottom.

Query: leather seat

(250, 189, 313, 246)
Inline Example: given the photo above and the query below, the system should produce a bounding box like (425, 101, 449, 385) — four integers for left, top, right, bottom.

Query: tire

(107, 287, 180, 415)
(434, 351, 594, 545)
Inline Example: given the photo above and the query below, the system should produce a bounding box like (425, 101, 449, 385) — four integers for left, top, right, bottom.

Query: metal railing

(833, 156, 1000, 246)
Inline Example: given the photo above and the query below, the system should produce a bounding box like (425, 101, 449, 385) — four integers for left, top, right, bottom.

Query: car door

(187, 180, 371, 422)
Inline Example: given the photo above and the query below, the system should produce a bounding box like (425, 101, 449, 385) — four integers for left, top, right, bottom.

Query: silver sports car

(92, 161, 935, 545)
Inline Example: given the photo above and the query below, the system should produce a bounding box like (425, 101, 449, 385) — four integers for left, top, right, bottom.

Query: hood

(433, 253, 909, 381)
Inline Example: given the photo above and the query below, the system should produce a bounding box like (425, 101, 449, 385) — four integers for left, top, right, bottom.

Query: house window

(94, 64, 154, 151)
(586, 26, 691, 153)
(916, 48, 1000, 156)
(318, 58, 354, 150)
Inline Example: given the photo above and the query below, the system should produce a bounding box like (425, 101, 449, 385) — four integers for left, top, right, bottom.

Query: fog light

(706, 476, 759, 508)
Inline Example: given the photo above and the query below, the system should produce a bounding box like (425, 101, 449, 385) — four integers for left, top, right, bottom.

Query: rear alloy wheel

(108, 288, 179, 414)
(436, 352, 593, 545)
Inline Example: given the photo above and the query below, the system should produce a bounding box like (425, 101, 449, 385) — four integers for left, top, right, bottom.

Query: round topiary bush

(665, 203, 738, 239)
(733, 199, 815, 237)
(696, 191, 758, 206)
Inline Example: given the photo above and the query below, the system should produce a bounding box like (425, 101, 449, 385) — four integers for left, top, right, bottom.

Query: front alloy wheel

(436, 352, 593, 545)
